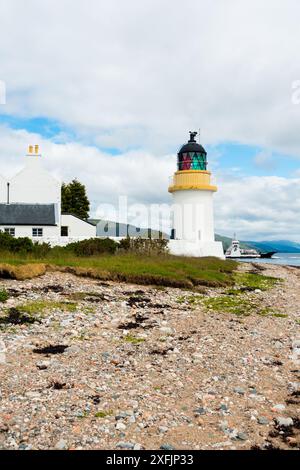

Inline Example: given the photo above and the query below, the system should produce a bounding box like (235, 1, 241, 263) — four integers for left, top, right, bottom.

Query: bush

(0, 232, 34, 253)
(118, 237, 169, 256)
(66, 238, 118, 256)
(32, 242, 52, 258)
(0, 289, 9, 302)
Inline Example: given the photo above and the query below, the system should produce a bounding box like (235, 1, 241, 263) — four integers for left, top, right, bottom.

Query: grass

(123, 334, 145, 344)
(204, 296, 255, 316)
(203, 295, 284, 317)
(0, 253, 238, 289)
(95, 410, 114, 418)
(0, 300, 77, 320)
(0, 301, 78, 327)
(234, 272, 280, 291)
(15, 300, 78, 315)
(0, 289, 9, 302)
(0, 263, 46, 280)
(176, 294, 204, 306)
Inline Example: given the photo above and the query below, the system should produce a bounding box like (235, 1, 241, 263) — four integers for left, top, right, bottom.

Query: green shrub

(118, 237, 169, 256)
(0, 289, 9, 302)
(32, 242, 52, 258)
(66, 238, 118, 256)
(0, 232, 34, 253)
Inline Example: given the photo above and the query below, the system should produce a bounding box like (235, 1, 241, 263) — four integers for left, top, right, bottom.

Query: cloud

(0, 125, 299, 241)
(215, 175, 300, 241)
(254, 150, 276, 171)
(1, 0, 300, 155)
(0, 0, 299, 241)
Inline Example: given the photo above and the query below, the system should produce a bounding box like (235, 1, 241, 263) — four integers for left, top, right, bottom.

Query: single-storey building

(0, 145, 96, 244)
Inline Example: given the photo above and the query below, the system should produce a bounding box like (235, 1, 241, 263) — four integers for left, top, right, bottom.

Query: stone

(237, 432, 248, 441)
(272, 404, 285, 411)
(276, 417, 294, 427)
(55, 439, 68, 450)
(160, 444, 175, 450)
(159, 327, 173, 335)
(194, 407, 206, 416)
(257, 417, 269, 425)
(116, 422, 126, 431)
(159, 426, 168, 434)
(233, 387, 245, 395)
(36, 361, 50, 370)
(116, 442, 134, 449)
(219, 404, 228, 412)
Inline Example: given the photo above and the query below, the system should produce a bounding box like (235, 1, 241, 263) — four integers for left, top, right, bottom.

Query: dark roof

(178, 131, 207, 155)
(0, 204, 57, 226)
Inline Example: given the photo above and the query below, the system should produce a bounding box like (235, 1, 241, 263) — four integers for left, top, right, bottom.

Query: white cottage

(0, 145, 96, 244)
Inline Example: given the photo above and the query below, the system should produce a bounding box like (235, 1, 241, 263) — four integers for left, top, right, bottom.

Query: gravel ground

(0, 262, 299, 450)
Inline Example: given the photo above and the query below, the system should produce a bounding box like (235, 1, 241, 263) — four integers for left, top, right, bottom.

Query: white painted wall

(168, 239, 225, 259)
(0, 225, 60, 238)
(172, 190, 215, 242)
(9, 156, 61, 210)
(60, 214, 96, 238)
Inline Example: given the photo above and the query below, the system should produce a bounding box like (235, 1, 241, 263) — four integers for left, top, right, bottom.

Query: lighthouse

(168, 131, 224, 259)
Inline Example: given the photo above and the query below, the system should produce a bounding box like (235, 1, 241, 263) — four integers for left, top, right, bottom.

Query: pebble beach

(0, 262, 299, 450)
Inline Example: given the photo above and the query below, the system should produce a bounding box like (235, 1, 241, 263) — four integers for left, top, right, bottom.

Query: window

(177, 152, 207, 171)
(61, 226, 69, 237)
(4, 228, 15, 237)
(32, 228, 43, 237)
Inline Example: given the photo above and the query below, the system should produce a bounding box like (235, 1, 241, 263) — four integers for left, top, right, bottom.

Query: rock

(116, 422, 127, 431)
(194, 407, 206, 416)
(159, 426, 168, 434)
(160, 444, 175, 450)
(237, 432, 248, 441)
(272, 404, 285, 411)
(36, 361, 50, 370)
(233, 387, 245, 395)
(286, 437, 298, 447)
(159, 327, 173, 335)
(55, 439, 68, 450)
(276, 417, 294, 427)
(257, 417, 269, 425)
(116, 442, 134, 449)
(219, 404, 228, 412)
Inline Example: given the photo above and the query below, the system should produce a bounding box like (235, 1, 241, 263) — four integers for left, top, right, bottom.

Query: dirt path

(0, 264, 299, 450)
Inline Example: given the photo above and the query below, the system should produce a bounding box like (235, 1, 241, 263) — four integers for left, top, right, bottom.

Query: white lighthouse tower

(168, 131, 224, 259)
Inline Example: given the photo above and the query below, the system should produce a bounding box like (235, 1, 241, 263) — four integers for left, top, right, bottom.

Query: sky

(0, 0, 300, 241)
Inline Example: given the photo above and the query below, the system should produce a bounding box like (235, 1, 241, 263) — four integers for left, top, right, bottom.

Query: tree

(61, 179, 90, 220)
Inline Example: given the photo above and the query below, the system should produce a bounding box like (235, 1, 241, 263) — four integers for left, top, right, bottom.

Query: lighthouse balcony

(168, 170, 217, 193)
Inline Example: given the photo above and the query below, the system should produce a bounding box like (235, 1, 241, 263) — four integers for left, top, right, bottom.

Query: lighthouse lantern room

(168, 131, 224, 259)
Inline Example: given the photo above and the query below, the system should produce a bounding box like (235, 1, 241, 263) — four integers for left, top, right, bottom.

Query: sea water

(240, 253, 300, 267)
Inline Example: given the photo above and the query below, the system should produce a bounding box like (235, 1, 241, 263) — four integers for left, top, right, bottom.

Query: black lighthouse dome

(177, 131, 207, 171)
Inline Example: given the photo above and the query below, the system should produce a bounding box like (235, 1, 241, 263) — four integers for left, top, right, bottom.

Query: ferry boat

(225, 237, 276, 259)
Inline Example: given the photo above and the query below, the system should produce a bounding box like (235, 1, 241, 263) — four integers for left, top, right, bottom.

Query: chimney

(7, 182, 10, 205)
(35, 144, 39, 154)
(28, 145, 33, 154)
